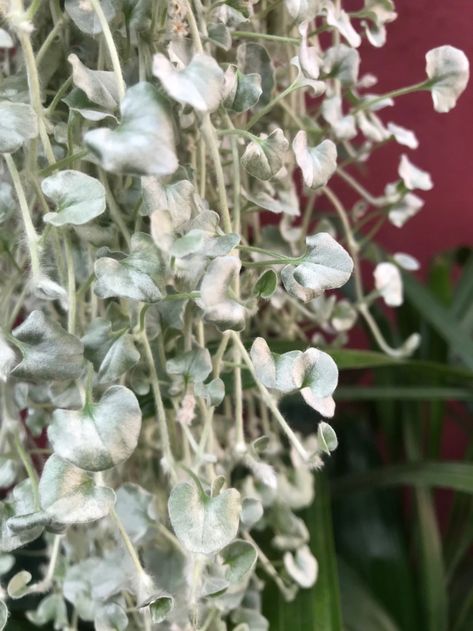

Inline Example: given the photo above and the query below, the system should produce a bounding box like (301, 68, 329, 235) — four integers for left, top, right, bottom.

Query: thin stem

(246, 79, 299, 131)
(110, 507, 145, 576)
(16, 28, 55, 164)
(98, 170, 131, 247)
(4, 154, 41, 278)
(217, 128, 259, 143)
(232, 333, 310, 462)
(64, 233, 76, 335)
(232, 30, 299, 44)
(35, 16, 65, 66)
(201, 115, 233, 233)
(140, 329, 176, 482)
(352, 80, 430, 113)
(336, 165, 386, 208)
(242, 532, 294, 599)
(13, 434, 40, 510)
(90, 0, 126, 100)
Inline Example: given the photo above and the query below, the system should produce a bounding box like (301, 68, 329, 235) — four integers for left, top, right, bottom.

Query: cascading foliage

(0, 0, 468, 629)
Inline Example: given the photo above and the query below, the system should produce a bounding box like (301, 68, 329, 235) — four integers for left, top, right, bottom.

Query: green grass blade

(335, 386, 473, 401)
(403, 273, 473, 370)
(334, 462, 473, 495)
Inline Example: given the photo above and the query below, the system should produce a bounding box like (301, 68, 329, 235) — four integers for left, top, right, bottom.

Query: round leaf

(0, 102, 38, 153)
(39, 455, 116, 524)
(293, 133, 337, 189)
(48, 385, 142, 471)
(42, 170, 106, 226)
(426, 45, 469, 113)
(221, 539, 257, 583)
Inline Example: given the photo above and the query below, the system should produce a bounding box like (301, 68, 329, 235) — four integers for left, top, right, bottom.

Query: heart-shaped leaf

(39, 455, 116, 524)
(0, 102, 38, 153)
(149, 596, 174, 624)
(68, 53, 119, 111)
(281, 232, 353, 302)
(95, 603, 128, 631)
(250, 337, 339, 417)
(168, 476, 241, 554)
(85, 82, 178, 176)
(42, 170, 106, 226)
(221, 539, 257, 583)
(11, 310, 84, 381)
(48, 385, 142, 471)
(94, 233, 163, 302)
(153, 52, 224, 113)
(224, 66, 262, 112)
(65, 0, 116, 35)
(166, 347, 212, 383)
(323, 44, 360, 85)
(293, 133, 338, 189)
(283, 545, 318, 588)
(284, 0, 318, 22)
(237, 43, 274, 106)
(0, 480, 44, 552)
(97, 334, 140, 383)
(26, 594, 68, 628)
(426, 45, 470, 113)
(241, 129, 288, 181)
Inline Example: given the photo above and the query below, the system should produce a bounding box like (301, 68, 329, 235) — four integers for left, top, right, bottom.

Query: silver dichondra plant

(0, 0, 468, 629)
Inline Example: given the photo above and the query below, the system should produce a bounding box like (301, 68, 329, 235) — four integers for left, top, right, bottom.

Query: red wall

(352, 0, 473, 265)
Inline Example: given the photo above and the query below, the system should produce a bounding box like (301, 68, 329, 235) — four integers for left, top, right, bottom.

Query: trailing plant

(0, 0, 468, 629)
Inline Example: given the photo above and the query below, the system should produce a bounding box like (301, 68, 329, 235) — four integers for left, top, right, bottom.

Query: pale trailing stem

(90, 0, 126, 100)
(232, 333, 311, 462)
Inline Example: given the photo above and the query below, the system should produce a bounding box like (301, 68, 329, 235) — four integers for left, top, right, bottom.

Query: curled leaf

(426, 45, 469, 113)
(374, 262, 403, 306)
(11, 311, 84, 382)
(283, 545, 318, 588)
(197, 256, 246, 331)
(281, 232, 353, 302)
(293, 132, 337, 189)
(85, 82, 178, 176)
(153, 52, 224, 112)
(241, 129, 288, 180)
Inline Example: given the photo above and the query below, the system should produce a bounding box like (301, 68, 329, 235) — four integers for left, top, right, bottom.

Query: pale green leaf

(237, 43, 274, 105)
(0, 102, 38, 153)
(11, 310, 84, 381)
(242, 129, 288, 181)
(166, 347, 212, 383)
(95, 603, 128, 631)
(97, 334, 140, 383)
(221, 539, 257, 583)
(94, 233, 163, 302)
(153, 52, 224, 113)
(48, 385, 142, 471)
(42, 169, 106, 226)
(224, 66, 262, 112)
(7, 570, 32, 599)
(39, 455, 116, 524)
(168, 477, 241, 554)
(85, 82, 178, 176)
(115, 483, 154, 544)
(65, 0, 116, 35)
(0, 600, 7, 631)
(281, 232, 353, 302)
(68, 53, 120, 111)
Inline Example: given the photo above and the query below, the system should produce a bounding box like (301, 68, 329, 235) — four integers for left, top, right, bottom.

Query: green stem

(232, 333, 310, 463)
(140, 329, 176, 482)
(4, 154, 41, 278)
(35, 16, 65, 66)
(110, 507, 145, 576)
(232, 30, 299, 44)
(13, 434, 40, 510)
(89, 0, 126, 100)
(246, 79, 299, 131)
(64, 232, 76, 335)
(217, 128, 259, 142)
(16, 27, 55, 164)
(352, 80, 430, 113)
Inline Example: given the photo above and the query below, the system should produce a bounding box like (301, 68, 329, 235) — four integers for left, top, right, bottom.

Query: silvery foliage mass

(0, 0, 468, 628)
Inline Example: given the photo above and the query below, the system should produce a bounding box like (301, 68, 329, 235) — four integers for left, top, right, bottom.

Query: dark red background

(351, 0, 473, 264)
